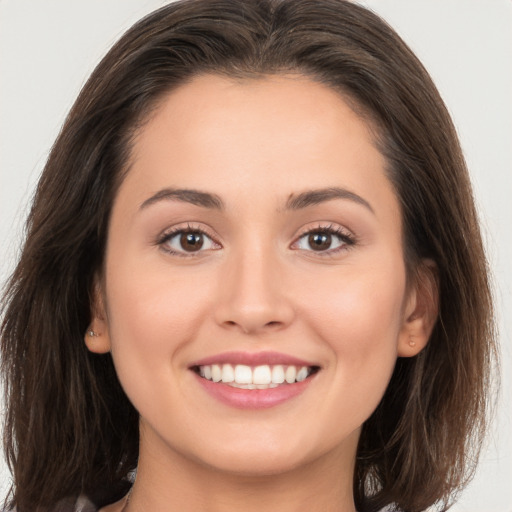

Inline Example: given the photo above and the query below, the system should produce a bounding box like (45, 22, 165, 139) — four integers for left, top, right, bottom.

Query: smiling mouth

(192, 364, 320, 389)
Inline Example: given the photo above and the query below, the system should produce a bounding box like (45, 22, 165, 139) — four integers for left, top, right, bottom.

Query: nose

(214, 245, 295, 335)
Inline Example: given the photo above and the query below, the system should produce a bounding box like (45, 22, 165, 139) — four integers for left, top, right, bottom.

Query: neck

(127, 426, 359, 512)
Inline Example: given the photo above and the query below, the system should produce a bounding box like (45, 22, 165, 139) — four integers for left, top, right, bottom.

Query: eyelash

(292, 224, 356, 257)
(156, 223, 220, 258)
(156, 223, 356, 258)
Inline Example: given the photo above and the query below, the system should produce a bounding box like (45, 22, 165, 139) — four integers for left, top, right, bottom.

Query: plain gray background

(1, 1, 511, 510)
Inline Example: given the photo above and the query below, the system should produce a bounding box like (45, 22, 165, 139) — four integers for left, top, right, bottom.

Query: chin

(201, 451, 312, 478)
(187, 433, 332, 478)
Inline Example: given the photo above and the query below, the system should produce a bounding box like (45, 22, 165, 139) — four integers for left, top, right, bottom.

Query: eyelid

(290, 222, 356, 255)
(156, 222, 222, 257)
(294, 222, 355, 240)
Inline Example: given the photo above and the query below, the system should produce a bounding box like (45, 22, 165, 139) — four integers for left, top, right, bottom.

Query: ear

(84, 278, 112, 354)
(398, 260, 439, 357)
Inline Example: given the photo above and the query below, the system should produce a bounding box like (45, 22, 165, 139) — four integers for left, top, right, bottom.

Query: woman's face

(89, 74, 430, 477)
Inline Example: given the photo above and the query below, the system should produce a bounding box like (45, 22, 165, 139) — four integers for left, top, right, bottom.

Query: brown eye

(293, 227, 353, 254)
(180, 232, 204, 251)
(161, 229, 218, 255)
(308, 233, 332, 251)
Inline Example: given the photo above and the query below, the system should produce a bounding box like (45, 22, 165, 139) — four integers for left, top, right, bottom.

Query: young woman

(0, 1, 497, 511)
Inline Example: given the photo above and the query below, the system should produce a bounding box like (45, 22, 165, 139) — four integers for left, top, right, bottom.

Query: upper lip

(189, 351, 319, 368)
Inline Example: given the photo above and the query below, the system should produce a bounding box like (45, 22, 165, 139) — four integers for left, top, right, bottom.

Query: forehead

(136, 74, 380, 159)
(121, 73, 398, 223)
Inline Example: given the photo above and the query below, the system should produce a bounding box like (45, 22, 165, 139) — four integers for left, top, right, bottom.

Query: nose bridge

(215, 238, 294, 333)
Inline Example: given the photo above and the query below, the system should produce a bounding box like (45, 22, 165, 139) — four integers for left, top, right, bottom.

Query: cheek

(297, 260, 406, 406)
(102, 261, 224, 426)
(103, 259, 217, 376)
(303, 266, 405, 345)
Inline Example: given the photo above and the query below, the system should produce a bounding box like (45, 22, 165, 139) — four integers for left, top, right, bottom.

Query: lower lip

(193, 372, 316, 409)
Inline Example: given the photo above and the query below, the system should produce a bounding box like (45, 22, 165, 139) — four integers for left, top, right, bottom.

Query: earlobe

(84, 279, 112, 354)
(84, 326, 111, 353)
(398, 260, 439, 357)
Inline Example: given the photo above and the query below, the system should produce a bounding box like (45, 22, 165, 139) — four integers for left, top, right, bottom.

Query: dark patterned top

(72, 496, 98, 511)
(6, 496, 99, 512)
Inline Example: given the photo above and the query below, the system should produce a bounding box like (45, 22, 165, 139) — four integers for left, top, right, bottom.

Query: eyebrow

(140, 188, 224, 210)
(139, 186, 373, 214)
(284, 187, 374, 213)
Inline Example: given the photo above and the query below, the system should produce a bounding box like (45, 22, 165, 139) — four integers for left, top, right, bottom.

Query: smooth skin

(87, 74, 437, 512)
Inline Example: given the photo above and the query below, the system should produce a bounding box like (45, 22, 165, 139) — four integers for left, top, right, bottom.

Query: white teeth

(296, 366, 309, 382)
(196, 363, 315, 386)
(229, 382, 280, 389)
(221, 364, 234, 383)
(253, 365, 272, 385)
(211, 364, 222, 383)
(234, 364, 252, 384)
(271, 365, 285, 384)
(285, 365, 297, 383)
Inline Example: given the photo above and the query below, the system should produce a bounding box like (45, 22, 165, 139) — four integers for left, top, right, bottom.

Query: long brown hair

(1, 1, 496, 511)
